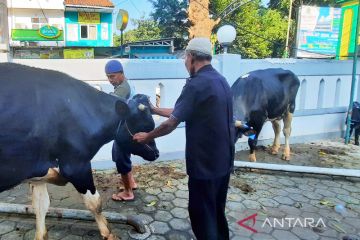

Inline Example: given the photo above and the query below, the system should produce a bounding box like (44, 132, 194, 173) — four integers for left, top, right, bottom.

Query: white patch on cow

(31, 182, 50, 240)
(240, 73, 250, 79)
(83, 190, 113, 239)
(27, 168, 67, 186)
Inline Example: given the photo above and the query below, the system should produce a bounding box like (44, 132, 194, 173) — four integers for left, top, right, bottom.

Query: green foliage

(126, 0, 338, 58)
(212, 0, 288, 58)
(269, 0, 338, 18)
(113, 18, 161, 46)
(149, 0, 189, 49)
(268, 0, 339, 56)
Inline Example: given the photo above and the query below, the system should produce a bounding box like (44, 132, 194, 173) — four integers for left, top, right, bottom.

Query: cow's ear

(115, 99, 130, 118)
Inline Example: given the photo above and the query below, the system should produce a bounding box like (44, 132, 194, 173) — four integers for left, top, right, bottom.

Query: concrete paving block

(154, 210, 173, 222)
(0, 221, 16, 235)
(149, 221, 170, 235)
(170, 207, 188, 219)
(272, 229, 301, 240)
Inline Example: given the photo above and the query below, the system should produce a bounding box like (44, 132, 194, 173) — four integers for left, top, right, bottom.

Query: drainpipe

(345, 1, 360, 144)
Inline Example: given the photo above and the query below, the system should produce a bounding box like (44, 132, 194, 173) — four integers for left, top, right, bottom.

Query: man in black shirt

(133, 37, 235, 240)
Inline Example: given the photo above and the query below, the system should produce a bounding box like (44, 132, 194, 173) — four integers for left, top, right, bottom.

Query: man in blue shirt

(105, 60, 137, 202)
(133, 37, 234, 240)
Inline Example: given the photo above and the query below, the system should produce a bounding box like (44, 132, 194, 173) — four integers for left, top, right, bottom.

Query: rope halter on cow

(115, 101, 159, 159)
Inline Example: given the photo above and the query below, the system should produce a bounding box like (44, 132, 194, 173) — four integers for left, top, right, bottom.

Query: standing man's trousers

(188, 173, 231, 240)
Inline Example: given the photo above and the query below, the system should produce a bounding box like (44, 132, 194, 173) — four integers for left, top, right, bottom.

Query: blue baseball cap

(105, 60, 123, 74)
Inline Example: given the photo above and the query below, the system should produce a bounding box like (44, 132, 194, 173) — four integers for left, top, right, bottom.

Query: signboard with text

(11, 29, 63, 41)
(296, 6, 341, 58)
(38, 25, 61, 39)
(78, 12, 100, 24)
(63, 48, 94, 59)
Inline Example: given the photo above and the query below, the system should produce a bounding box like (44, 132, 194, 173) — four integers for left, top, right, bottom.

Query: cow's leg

(271, 120, 281, 154)
(248, 137, 257, 162)
(31, 182, 50, 240)
(282, 112, 293, 160)
(60, 161, 117, 240)
(248, 113, 266, 162)
(82, 190, 117, 240)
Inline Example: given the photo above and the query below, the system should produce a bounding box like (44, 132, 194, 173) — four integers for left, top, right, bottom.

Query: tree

(269, 0, 337, 17)
(148, 0, 289, 57)
(149, 0, 189, 49)
(113, 18, 161, 46)
(211, 0, 288, 58)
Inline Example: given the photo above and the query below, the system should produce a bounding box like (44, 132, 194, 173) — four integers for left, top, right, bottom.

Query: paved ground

(0, 139, 359, 240)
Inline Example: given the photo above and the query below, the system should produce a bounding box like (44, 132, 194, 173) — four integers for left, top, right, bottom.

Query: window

(67, 24, 78, 41)
(31, 17, 47, 30)
(80, 25, 88, 38)
(80, 24, 97, 40)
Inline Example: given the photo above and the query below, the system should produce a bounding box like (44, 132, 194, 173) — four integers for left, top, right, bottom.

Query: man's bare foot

(112, 191, 134, 202)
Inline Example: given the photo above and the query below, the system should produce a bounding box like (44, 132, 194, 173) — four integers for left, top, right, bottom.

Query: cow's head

(114, 94, 159, 161)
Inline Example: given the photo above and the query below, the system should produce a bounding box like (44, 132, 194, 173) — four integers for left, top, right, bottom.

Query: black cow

(0, 63, 159, 240)
(232, 68, 300, 162)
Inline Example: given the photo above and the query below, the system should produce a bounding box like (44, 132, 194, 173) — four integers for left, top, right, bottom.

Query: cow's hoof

(281, 154, 290, 161)
(271, 145, 280, 154)
(104, 234, 119, 240)
(34, 231, 48, 240)
(271, 149, 279, 155)
(249, 154, 256, 162)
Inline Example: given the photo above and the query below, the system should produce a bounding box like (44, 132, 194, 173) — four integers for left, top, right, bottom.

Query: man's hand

(133, 132, 152, 144)
(147, 96, 156, 114)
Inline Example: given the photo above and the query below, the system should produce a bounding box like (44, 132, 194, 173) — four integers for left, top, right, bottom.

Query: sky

(112, 0, 153, 33)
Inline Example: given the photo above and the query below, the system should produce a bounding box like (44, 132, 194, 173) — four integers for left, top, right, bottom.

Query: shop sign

(38, 25, 61, 39)
(78, 12, 100, 24)
(11, 29, 63, 41)
(63, 48, 94, 59)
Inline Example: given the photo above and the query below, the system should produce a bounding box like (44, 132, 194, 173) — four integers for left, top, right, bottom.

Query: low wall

(10, 56, 360, 169)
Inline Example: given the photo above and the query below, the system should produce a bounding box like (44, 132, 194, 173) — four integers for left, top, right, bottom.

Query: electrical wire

(129, 0, 142, 15)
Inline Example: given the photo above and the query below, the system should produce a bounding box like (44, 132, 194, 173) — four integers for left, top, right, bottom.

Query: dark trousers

(188, 173, 230, 240)
(112, 142, 131, 174)
(350, 122, 360, 145)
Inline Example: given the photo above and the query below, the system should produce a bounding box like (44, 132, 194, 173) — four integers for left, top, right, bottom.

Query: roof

(65, 0, 114, 8)
(134, 53, 177, 59)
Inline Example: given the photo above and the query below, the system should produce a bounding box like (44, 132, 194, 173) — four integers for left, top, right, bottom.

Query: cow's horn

(138, 104, 147, 111)
(235, 120, 242, 127)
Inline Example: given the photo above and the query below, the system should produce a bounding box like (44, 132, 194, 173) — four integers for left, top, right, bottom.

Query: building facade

(63, 0, 114, 58)
(7, 0, 65, 58)
(6, 0, 114, 59)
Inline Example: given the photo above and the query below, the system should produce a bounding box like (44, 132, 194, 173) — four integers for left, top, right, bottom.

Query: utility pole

(0, 0, 9, 62)
(284, 0, 293, 58)
(345, 1, 360, 144)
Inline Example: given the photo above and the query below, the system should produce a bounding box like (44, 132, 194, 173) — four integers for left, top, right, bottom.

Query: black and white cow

(0, 63, 159, 240)
(232, 68, 300, 162)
